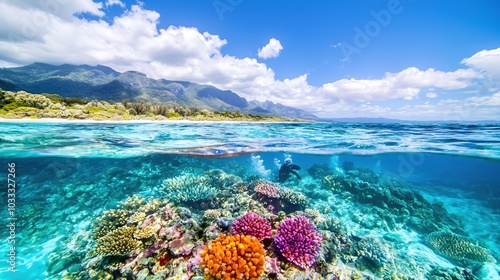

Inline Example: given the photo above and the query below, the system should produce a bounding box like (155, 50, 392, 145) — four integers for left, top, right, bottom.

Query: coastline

(0, 117, 307, 124)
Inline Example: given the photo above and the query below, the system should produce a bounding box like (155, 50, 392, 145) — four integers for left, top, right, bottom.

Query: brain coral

(426, 231, 496, 263)
(200, 234, 265, 280)
(232, 212, 272, 240)
(275, 215, 322, 269)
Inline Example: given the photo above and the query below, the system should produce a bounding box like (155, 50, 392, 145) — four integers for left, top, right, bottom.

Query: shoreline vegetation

(0, 89, 307, 122)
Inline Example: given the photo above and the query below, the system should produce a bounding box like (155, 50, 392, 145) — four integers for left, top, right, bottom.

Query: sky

(0, 0, 499, 120)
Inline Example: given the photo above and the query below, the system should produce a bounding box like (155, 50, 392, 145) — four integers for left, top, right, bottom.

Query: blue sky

(0, 0, 499, 120)
(120, 0, 499, 82)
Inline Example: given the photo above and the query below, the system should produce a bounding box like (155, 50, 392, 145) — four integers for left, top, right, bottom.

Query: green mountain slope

(0, 63, 317, 119)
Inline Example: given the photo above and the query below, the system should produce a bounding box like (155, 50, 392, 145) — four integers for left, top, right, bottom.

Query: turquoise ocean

(0, 121, 499, 279)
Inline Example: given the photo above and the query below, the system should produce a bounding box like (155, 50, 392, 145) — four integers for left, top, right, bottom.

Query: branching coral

(275, 215, 322, 269)
(92, 195, 155, 239)
(94, 226, 142, 256)
(92, 209, 129, 239)
(128, 212, 147, 224)
(161, 174, 216, 203)
(426, 231, 496, 263)
(231, 212, 272, 240)
(133, 225, 160, 240)
(200, 234, 265, 280)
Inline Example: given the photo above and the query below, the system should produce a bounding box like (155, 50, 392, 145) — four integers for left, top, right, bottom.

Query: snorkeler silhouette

(278, 158, 301, 183)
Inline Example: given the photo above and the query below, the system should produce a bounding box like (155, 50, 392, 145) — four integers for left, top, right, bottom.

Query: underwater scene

(0, 121, 499, 280)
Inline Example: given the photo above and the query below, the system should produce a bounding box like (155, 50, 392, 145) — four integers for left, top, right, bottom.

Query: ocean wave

(1, 121, 499, 159)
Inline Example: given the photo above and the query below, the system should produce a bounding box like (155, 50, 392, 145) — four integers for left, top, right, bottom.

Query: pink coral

(265, 257, 281, 274)
(254, 183, 280, 198)
(231, 212, 272, 240)
(275, 215, 322, 269)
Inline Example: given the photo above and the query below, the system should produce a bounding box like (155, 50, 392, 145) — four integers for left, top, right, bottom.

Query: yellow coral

(426, 231, 496, 263)
(133, 225, 159, 239)
(204, 209, 221, 219)
(200, 234, 265, 280)
(94, 226, 141, 256)
(323, 175, 344, 191)
(128, 212, 146, 224)
(93, 209, 129, 239)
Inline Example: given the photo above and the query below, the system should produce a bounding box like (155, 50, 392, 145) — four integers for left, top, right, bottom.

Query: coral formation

(356, 238, 392, 268)
(204, 209, 221, 219)
(133, 224, 160, 239)
(304, 208, 327, 225)
(93, 226, 142, 256)
(254, 183, 280, 198)
(161, 174, 216, 203)
(426, 231, 496, 263)
(231, 212, 272, 240)
(92, 209, 129, 239)
(279, 187, 308, 207)
(275, 215, 322, 269)
(128, 212, 147, 224)
(200, 234, 265, 280)
(47, 156, 494, 280)
(322, 170, 464, 235)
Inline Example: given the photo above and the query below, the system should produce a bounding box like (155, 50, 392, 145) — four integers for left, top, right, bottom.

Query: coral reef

(253, 181, 308, 213)
(356, 238, 392, 268)
(254, 183, 281, 198)
(275, 215, 323, 269)
(200, 234, 265, 280)
(426, 231, 496, 263)
(161, 174, 216, 204)
(128, 212, 147, 224)
(231, 212, 272, 240)
(303, 208, 327, 226)
(92, 195, 167, 239)
(42, 158, 495, 280)
(93, 226, 142, 256)
(92, 208, 129, 239)
(133, 224, 160, 240)
(279, 187, 309, 209)
(204, 209, 222, 219)
(322, 170, 464, 235)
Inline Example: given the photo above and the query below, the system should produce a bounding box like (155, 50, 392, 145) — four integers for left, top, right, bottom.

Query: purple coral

(275, 215, 322, 268)
(231, 212, 272, 240)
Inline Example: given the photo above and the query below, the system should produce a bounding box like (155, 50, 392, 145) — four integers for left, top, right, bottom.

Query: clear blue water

(0, 121, 499, 279)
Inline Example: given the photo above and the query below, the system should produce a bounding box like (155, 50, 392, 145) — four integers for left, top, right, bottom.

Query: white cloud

(461, 48, 500, 93)
(310, 93, 500, 121)
(462, 48, 500, 78)
(0, 2, 497, 120)
(397, 92, 500, 120)
(106, 0, 125, 8)
(317, 67, 480, 102)
(258, 38, 283, 59)
(426, 92, 437, 98)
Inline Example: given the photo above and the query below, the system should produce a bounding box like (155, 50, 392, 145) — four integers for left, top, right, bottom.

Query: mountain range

(0, 63, 317, 120)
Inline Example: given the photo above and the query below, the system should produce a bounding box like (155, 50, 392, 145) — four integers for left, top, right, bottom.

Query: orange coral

(200, 234, 265, 280)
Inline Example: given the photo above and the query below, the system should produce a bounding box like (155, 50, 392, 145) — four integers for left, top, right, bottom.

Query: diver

(278, 158, 301, 183)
